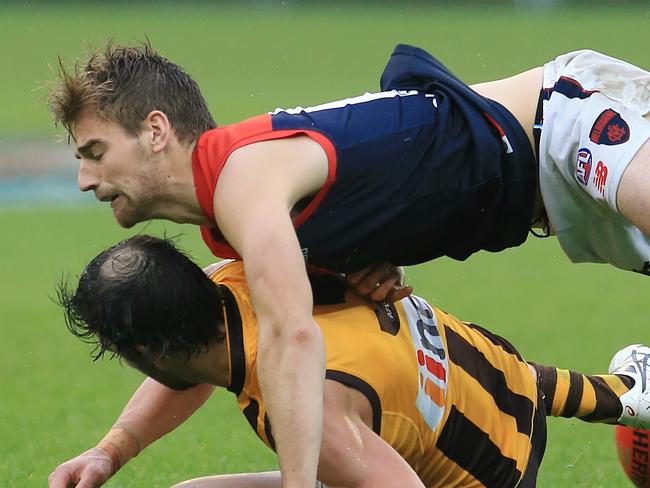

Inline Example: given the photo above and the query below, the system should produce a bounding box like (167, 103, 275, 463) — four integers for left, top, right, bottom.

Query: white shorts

(539, 49, 650, 272)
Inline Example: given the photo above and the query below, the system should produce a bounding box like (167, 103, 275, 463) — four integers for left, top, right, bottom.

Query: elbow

(318, 435, 367, 487)
(258, 320, 323, 353)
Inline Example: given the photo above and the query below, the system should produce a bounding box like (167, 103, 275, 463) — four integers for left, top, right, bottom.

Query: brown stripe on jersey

(530, 362, 557, 415)
(221, 285, 246, 395)
(463, 322, 523, 360)
(561, 371, 585, 418)
(436, 405, 522, 487)
(326, 370, 382, 435)
(444, 325, 533, 435)
(518, 392, 548, 488)
(580, 375, 623, 423)
(242, 398, 265, 444)
(263, 413, 276, 450)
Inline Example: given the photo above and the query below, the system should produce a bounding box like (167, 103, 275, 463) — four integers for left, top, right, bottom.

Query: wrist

(95, 425, 142, 475)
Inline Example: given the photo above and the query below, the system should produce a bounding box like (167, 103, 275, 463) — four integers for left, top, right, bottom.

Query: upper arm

(213, 135, 328, 253)
(617, 138, 650, 237)
(212, 137, 328, 325)
(318, 381, 425, 488)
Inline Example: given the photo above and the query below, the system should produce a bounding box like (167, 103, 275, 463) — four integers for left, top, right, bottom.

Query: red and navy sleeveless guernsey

(192, 44, 537, 273)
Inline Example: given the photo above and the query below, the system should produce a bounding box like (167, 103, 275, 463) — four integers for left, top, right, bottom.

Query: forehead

(71, 109, 129, 148)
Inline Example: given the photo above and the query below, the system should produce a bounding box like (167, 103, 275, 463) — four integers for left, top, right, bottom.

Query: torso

(194, 85, 538, 271)
(211, 261, 543, 487)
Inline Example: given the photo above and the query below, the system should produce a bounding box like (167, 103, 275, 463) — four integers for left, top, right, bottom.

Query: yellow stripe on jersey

(576, 377, 597, 418)
(552, 369, 571, 415)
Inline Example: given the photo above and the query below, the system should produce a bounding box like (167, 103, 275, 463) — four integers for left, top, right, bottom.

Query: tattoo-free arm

(48, 379, 214, 488)
(214, 137, 329, 488)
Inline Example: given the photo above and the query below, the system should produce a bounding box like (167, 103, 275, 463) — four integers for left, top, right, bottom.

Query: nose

(78, 159, 99, 192)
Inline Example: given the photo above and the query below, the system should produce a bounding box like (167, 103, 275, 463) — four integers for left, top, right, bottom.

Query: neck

(154, 138, 211, 225)
(186, 339, 231, 388)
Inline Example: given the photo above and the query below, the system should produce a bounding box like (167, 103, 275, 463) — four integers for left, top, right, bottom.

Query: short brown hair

(48, 41, 216, 143)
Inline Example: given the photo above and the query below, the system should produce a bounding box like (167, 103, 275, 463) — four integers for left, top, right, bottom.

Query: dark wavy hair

(48, 40, 216, 143)
(58, 235, 225, 361)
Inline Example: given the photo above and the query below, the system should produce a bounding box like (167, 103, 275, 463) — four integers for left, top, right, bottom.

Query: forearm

(49, 379, 214, 488)
(257, 321, 325, 487)
(101, 378, 214, 467)
(242, 222, 324, 487)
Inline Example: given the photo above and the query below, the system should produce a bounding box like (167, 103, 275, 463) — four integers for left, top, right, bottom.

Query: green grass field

(2, 2, 650, 487)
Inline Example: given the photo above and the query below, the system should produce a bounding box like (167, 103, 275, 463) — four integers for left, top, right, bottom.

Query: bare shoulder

(221, 135, 329, 199)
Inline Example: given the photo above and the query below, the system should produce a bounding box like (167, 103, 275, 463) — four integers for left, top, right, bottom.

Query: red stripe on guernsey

(291, 131, 336, 228)
(417, 349, 446, 381)
(425, 354, 446, 381)
(483, 112, 513, 154)
(191, 114, 337, 259)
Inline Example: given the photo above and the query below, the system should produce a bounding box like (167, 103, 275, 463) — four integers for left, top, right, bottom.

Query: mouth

(97, 194, 119, 204)
(109, 195, 121, 208)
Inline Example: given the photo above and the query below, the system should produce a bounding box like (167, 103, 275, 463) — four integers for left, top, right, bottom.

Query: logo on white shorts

(589, 109, 630, 145)
(593, 160, 609, 196)
(575, 148, 592, 186)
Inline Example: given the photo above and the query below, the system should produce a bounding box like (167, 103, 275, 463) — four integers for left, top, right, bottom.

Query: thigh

(617, 137, 650, 237)
(171, 471, 282, 488)
(171, 472, 328, 488)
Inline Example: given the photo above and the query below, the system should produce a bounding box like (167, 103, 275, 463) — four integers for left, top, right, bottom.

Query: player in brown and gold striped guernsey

(49, 235, 649, 488)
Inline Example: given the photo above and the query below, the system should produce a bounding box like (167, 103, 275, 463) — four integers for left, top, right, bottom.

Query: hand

(48, 448, 114, 488)
(346, 262, 413, 302)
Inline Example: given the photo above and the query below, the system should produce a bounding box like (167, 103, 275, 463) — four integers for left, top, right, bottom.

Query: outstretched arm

(48, 378, 214, 488)
(214, 137, 330, 488)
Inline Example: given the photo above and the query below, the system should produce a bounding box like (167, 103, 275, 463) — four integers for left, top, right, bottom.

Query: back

(211, 261, 543, 487)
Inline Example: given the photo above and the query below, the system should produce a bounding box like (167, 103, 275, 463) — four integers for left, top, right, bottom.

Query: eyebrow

(74, 139, 102, 159)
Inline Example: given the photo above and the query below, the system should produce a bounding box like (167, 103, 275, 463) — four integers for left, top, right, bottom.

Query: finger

(369, 279, 397, 301)
(345, 266, 372, 285)
(75, 479, 99, 488)
(357, 266, 395, 296)
(75, 469, 108, 488)
(385, 285, 413, 303)
(393, 266, 406, 287)
(48, 470, 74, 488)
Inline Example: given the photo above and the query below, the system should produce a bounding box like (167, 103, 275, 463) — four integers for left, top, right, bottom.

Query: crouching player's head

(58, 235, 226, 390)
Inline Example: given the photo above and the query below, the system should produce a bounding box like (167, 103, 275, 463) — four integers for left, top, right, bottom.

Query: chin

(113, 208, 141, 229)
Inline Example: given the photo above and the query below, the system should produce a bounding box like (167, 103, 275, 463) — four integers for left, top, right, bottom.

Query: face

(72, 110, 166, 228)
(123, 347, 198, 391)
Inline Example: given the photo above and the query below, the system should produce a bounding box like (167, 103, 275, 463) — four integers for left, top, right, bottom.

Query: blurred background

(1, 1, 648, 486)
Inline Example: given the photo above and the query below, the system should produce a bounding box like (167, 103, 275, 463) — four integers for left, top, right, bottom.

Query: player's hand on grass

(48, 448, 114, 488)
(346, 262, 413, 302)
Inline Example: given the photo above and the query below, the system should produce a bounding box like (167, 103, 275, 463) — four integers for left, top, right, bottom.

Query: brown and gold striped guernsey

(210, 261, 546, 488)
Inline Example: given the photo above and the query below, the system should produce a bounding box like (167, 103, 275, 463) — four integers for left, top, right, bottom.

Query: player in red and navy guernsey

(50, 41, 650, 488)
(193, 44, 537, 272)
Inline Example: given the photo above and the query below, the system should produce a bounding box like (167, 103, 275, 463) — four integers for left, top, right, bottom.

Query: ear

(143, 110, 172, 153)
